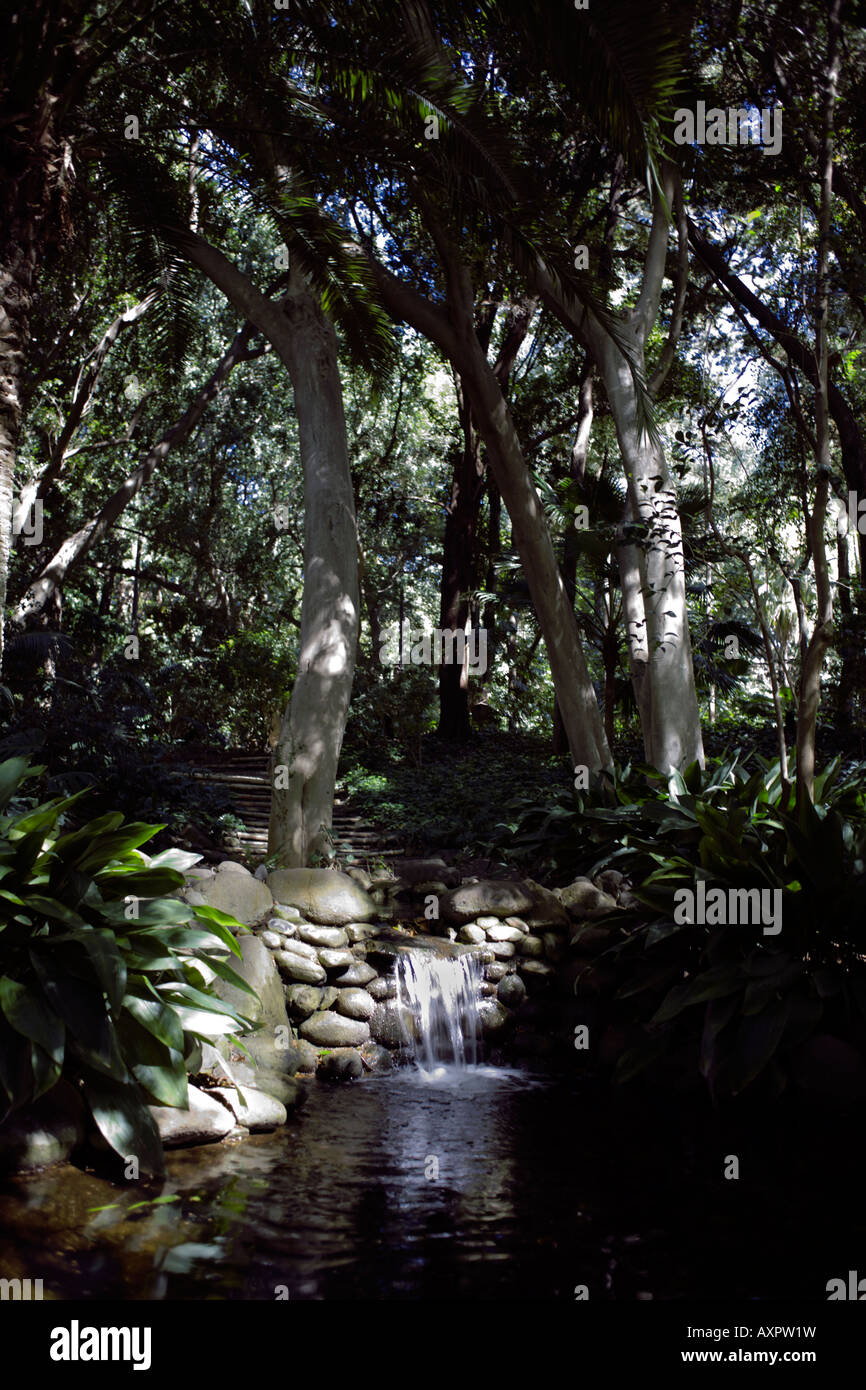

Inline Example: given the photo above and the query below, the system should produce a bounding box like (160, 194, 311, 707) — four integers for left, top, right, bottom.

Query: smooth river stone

(318, 948, 355, 970)
(285, 984, 323, 1019)
(299, 1012, 371, 1047)
(518, 934, 545, 958)
(275, 937, 319, 961)
(486, 924, 524, 943)
(488, 941, 516, 959)
(458, 924, 486, 945)
(297, 923, 349, 948)
(335, 988, 376, 1021)
(273, 951, 327, 986)
(367, 976, 396, 1002)
(334, 961, 377, 986)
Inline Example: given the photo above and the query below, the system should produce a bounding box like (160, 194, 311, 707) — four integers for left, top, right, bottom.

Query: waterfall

(395, 949, 483, 1071)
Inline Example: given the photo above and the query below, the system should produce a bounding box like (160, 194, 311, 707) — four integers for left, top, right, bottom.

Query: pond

(1, 1062, 863, 1301)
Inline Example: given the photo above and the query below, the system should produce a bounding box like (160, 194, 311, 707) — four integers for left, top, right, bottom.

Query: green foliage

(498, 753, 866, 1096)
(0, 760, 257, 1175)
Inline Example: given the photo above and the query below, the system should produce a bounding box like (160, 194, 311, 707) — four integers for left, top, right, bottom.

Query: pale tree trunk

(266, 267, 359, 865)
(163, 234, 360, 865)
(599, 333, 703, 770)
(367, 253, 612, 772)
(796, 0, 842, 807)
(616, 493, 652, 739)
(0, 238, 38, 670)
(538, 166, 704, 771)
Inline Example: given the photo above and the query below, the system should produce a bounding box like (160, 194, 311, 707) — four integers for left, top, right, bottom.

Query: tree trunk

(437, 377, 484, 741)
(267, 266, 359, 865)
(599, 335, 704, 770)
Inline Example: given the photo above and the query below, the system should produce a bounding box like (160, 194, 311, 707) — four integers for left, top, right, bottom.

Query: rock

(597, 869, 625, 898)
(184, 889, 206, 906)
(285, 984, 323, 1020)
(485, 961, 509, 982)
(504, 917, 530, 933)
(266, 869, 376, 925)
(299, 1012, 371, 1047)
(365, 946, 398, 974)
(518, 934, 545, 958)
(345, 868, 373, 890)
(392, 858, 461, 887)
(517, 958, 555, 982)
(370, 1001, 414, 1049)
(0, 1083, 85, 1172)
(334, 961, 377, 986)
(207, 1084, 287, 1131)
(522, 879, 572, 929)
(271, 904, 303, 922)
(224, 1063, 305, 1109)
(360, 1042, 394, 1073)
(260, 931, 282, 950)
(320, 986, 339, 1009)
(556, 877, 619, 919)
(486, 924, 524, 943)
(497, 973, 527, 1009)
(543, 932, 566, 962)
(297, 923, 350, 948)
(346, 924, 381, 943)
(293, 1040, 319, 1074)
(212, 935, 293, 1072)
(318, 948, 355, 971)
(254, 864, 269, 881)
(276, 936, 319, 960)
(458, 924, 487, 945)
(475, 916, 502, 929)
(185, 866, 273, 925)
(149, 1085, 234, 1147)
(317, 1049, 364, 1082)
(266, 917, 297, 938)
(489, 941, 516, 959)
(478, 999, 511, 1034)
(335, 988, 376, 1021)
(439, 880, 536, 923)
(570, 924, 621, 954)
(479, 981, 498, 997)
(273, 950, 327, 986)
(368, 976, 397, 1001)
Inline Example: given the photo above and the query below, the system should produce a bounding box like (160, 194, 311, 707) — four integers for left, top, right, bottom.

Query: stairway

(191, 752, 405, 865)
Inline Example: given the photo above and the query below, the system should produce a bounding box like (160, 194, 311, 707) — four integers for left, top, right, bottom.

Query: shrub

(0, 758, 258, 1175)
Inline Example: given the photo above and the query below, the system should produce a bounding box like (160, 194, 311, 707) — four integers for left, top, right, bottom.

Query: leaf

(722, 996, 791, 1094)
(82, 1071, 165, 1176)
(0, 977, 65, 1063)
(651, 964, 747, 1024)
(0, 758, 34, 811)
(122, 991, 186, 1053)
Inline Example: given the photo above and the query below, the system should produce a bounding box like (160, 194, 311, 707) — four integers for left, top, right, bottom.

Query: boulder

(0, 1082, 85, 1172)
(555, 877, 619, 919)
(275, 937, 319, 960)
(369, 1001, 415, 1049)
(212, 935, 293, 1072)
(346, 924, 381, 943)
(486, 923, 524, 943)
(518, 934, 545, 958)
(335, 988, 376, 1021)
(318, 948, 355, 971)
(392, 858, 461, 887)
(368, 976, 397, 1002)
(485, 961, 509, 982)
(299, 1012, 371, 1047)
(497, 973, 527, 1009)
(291, 1040, 319, 1074)
(478, 998, 511, 1034)
(184, 866, 273, 925)
(220, 1060, 305, 1109)
(297, 923, 349, 948)
(458, 924, 487, 945)
(149, 1085, 234, 1147)
(285, 984, 324, 1020)
(266, 869, 377, 925)
(206, 1084, 287, 1131)
(317, 1049, 364, 1082)
(273, 951, 327, 986)
(439, 879, 570, 928)
(360, 1042, 394, 1073)
(334, 961, 377, 986)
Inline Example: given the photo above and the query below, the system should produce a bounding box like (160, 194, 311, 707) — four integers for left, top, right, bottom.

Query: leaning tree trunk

(438, 379, 485, 741)
(267, 267, 359, 865)
(0, 233, 39, 671)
